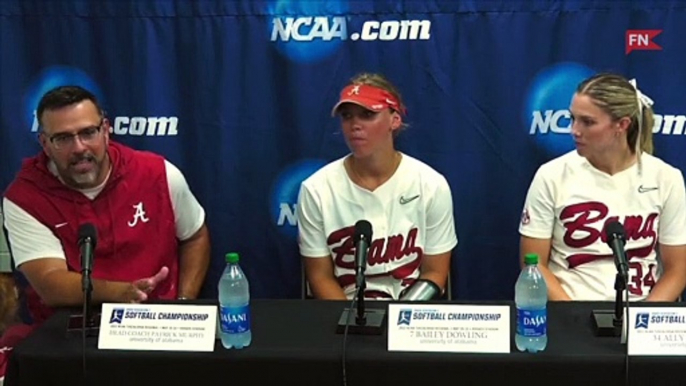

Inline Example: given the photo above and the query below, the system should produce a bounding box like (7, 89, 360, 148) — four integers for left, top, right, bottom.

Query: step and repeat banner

(0, 1, 684, 300)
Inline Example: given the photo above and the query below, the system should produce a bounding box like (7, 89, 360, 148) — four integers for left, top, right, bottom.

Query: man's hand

(126, 266, 170, 303)
(19, 259, 172, 307)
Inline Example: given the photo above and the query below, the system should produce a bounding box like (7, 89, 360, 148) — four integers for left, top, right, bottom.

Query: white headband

(629, 78, 654, 108)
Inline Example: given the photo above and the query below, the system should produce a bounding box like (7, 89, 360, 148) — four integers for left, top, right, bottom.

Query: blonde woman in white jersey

(297, 73, 458, 300)
(520, 73, 686, 302)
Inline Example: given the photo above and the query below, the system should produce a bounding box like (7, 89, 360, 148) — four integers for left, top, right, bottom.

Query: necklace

(347, 152, 401, 191)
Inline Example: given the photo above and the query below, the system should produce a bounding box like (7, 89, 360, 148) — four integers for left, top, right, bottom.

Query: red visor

(331, 84, 406, 116)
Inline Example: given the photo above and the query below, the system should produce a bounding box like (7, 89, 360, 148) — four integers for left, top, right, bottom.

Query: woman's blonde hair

(576, 73, 654, 155)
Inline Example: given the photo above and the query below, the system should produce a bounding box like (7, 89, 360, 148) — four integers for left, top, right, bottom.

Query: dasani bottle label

(220, 305, 251, 334)
(516, 308, 547, 337)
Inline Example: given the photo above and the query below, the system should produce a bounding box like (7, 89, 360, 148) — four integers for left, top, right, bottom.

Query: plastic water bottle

(515, 253, 548, 352)
(218, 252, 252, 349)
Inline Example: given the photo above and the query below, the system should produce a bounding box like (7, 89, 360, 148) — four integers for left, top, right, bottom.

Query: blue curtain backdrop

(1, 0, 684, 300)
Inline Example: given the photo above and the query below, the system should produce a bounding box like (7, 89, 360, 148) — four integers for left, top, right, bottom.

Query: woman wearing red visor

(296, 73, 457, 301)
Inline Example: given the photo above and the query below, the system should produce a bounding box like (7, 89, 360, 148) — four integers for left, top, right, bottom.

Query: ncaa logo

(110, 308, 125, 324)
(635, 313, 650, 329)
(24, 65, 179, 137)
(397, 309, 412, 326)
(270, 159, 326, 237)
(524, 62, 595, 157)
(267, 0, 349, 63)
(24, 66, 104, 136)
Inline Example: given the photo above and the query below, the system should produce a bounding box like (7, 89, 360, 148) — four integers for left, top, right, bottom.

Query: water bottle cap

(225, 252, 239, 263)
(524, 253, 539, 265)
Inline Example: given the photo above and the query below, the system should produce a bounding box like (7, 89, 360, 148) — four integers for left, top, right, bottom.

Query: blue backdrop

(1, 0, 684, 301)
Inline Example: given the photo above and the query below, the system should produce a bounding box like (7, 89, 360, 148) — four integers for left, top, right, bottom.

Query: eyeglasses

(47, 120, 103, 150)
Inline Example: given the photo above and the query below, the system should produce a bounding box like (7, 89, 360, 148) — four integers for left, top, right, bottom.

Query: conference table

(5, 299, 686, 386)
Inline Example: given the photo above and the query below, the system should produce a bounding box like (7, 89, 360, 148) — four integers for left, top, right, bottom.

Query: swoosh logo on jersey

(638, 185, 658, 193)
(55, 222, 68, 229)
(399, 195, 420, 205)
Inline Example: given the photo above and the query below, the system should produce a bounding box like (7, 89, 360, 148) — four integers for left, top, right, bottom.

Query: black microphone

(78, 223, 97, 292)
(591, 220, 629, 337)
(605, 221, 629, 279)
(67, 223, 100, 336)
(353, 220, 372, 288)
(336, 220, 385, 335)
(75, 223, 98, 379)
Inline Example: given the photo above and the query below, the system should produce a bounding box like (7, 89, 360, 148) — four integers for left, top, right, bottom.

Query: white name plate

(98, 303, 217, 352)
(628, 307, 686, 356)
(388, 304, 510, 353)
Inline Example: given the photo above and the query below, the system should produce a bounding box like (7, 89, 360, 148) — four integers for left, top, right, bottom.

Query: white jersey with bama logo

(519, 150, 686, 301)
(297, 153, 458, 300)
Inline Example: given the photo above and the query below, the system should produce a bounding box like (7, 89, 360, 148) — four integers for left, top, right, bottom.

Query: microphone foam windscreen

(354, 220, 373, 243)
(78, 223, 98, 247)
(605, 221, 625, 245)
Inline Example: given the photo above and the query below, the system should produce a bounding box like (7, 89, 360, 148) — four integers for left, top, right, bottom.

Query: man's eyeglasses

(47, 120, 103, 150)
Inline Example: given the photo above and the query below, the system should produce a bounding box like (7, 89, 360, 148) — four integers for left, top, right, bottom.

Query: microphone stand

(336, 272, 386, 335)
(613, 272, 625, 330)
(591, 271, 626, 337)
(67, 268, 101, 336)
(356, 275, 367, 326)
(83, 272, 96, 332)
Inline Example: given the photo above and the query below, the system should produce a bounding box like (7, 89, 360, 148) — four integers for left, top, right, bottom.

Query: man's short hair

(36, 85, 104, 129)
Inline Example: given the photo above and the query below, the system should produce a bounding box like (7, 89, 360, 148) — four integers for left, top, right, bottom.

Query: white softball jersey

(297, 153, 458, 300)
(520, 150, 686, 301)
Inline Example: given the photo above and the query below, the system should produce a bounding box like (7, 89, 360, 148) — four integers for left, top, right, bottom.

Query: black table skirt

(5, 299, 686, 386)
